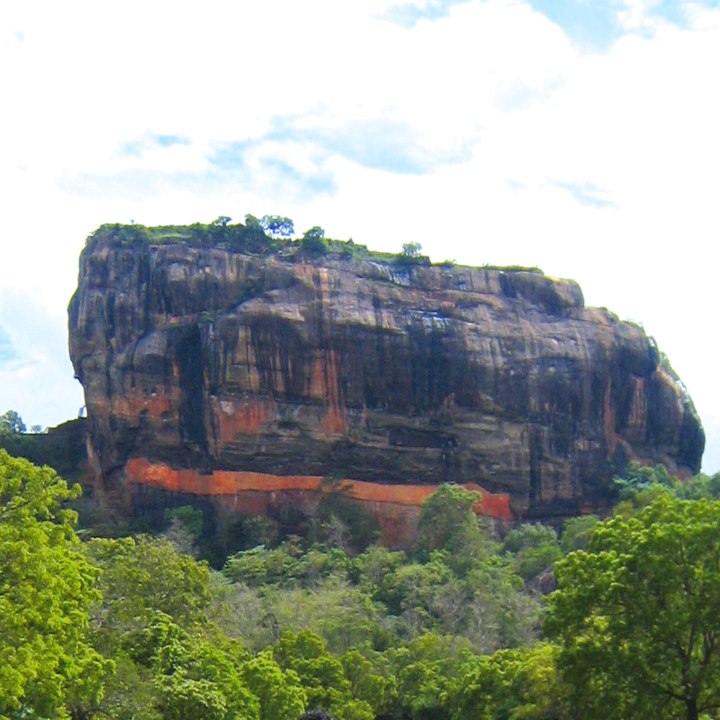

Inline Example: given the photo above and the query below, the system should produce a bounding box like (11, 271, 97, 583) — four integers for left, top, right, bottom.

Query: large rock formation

(68, 225, 703, 536)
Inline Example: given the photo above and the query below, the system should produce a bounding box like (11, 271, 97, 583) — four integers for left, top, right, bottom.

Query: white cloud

(0, 289, 83, 428)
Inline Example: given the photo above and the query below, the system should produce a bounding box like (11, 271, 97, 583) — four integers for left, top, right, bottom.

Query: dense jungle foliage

(3, 431, 720, 720)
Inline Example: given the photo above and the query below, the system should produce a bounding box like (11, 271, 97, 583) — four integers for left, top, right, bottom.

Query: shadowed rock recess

(68, 225, 703, 535)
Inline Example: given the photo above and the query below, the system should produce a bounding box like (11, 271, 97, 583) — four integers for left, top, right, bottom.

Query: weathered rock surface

(68, 228, 704, 526)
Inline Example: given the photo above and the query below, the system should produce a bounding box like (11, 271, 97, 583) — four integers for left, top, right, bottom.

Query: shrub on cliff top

(301, 227, 329, 257)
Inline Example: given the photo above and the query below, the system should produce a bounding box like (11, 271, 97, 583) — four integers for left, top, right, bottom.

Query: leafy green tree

(310, 482, 381, 552)
(209, 216, 233, 245)
(155, 673, 233, 720)
(301, 227, 328, 256)
(77, 539, 213, 719)
(0, 409, 26, 434)
(388, 633, 474, 720)
(416, 484, 495, 571)
(447, 643, 565, 720)
(0, 450, 108, 717)
(223, 538, 305, 587)
(240, 650, 307, 720)
(88, 652, 162, 720)
(341, 649, 397, 717)
(209, 575, 281, 651)
(671, 472, 720, 501)
(417, 484, 478, 552)
(162, 504, 204, 556)
(396, 242, 430, 267)
(266, 577, 380, 654)
(546, 496, 720, 720)
(87, 535, 212, 635)
(297, 547, 352, 586)
(502, 523, 562, 581)
(379, 554, 469, 636)
(260, 215, 295, 240)
(352, 544, 407, 592)
(224, 540, 355, 590)
(335, 700, 374, 720)
(610, 461, 677, 516)
(273, 630, 352, 714)
(236, 214, 272, 253)
(614, 461, 675, 494)
(464, 559, 541, 652)
(401, 242, 422, 258)
(154, 627, 259, 720)
(118, 611, 260, 720)
(559, 514, 599, 553)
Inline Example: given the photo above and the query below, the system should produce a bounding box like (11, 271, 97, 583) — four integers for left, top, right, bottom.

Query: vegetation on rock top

(84, 215, 544, 274)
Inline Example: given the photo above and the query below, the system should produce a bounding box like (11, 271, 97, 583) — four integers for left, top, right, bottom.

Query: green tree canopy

(149, 619, 259, 720)
(396, 242, 430, 267)
(546, 496, 720, 720)
(446, 643, 565, 720)
(0, 450, 107, 717)
(416, 484, 494, 569)
(260, 215, 295, 239)
(240, 649, 307, 720)
(401, 242, 422, 258)
(501, 523, 562, 581)
(273, 630, 356, 715)
(0, 409, 26, 434)
(301, 227, 328, 257)
(559, 514, 599, 553)
(87, 535, 212, 639)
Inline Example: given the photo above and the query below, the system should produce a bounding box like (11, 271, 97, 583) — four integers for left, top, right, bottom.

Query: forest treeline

(2, 443, 720, 720)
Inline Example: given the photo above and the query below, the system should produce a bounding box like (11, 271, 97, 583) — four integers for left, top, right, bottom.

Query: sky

(1, 0, 719, 472)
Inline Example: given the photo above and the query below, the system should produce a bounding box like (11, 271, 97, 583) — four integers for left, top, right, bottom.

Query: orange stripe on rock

(125, 458, 512, 520)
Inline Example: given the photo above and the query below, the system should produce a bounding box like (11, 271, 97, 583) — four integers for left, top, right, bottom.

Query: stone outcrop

(68, 227, 704, 533)
(0, 419, 88, 483)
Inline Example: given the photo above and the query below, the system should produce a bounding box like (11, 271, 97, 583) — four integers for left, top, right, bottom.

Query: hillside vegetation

(3, 440, 720, 720)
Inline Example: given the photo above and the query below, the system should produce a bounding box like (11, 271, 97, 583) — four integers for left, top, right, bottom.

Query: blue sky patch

(552, 179, 614, 208)
(306, 119, 473, 174)
(258, 157, 338, 198)
(153, 133, 191, 148)
(210, 115, 475, 177)
(207, 141, 253, 171)
(650, 0, 691, 26)
(208, 139, 337, 199)
(64, 136, 337, 203)
(120, 132, 191, 157)
(266, 118, 472, 175)
(527, 0, 625, 52)
(527, 0, 713, 52)
(383, 0, 473, 27)
(119, 140, 144, 157)
(0, 326, 19, 365)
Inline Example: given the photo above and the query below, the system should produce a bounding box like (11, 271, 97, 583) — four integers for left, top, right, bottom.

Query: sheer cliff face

(68, 233, 704, 521)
